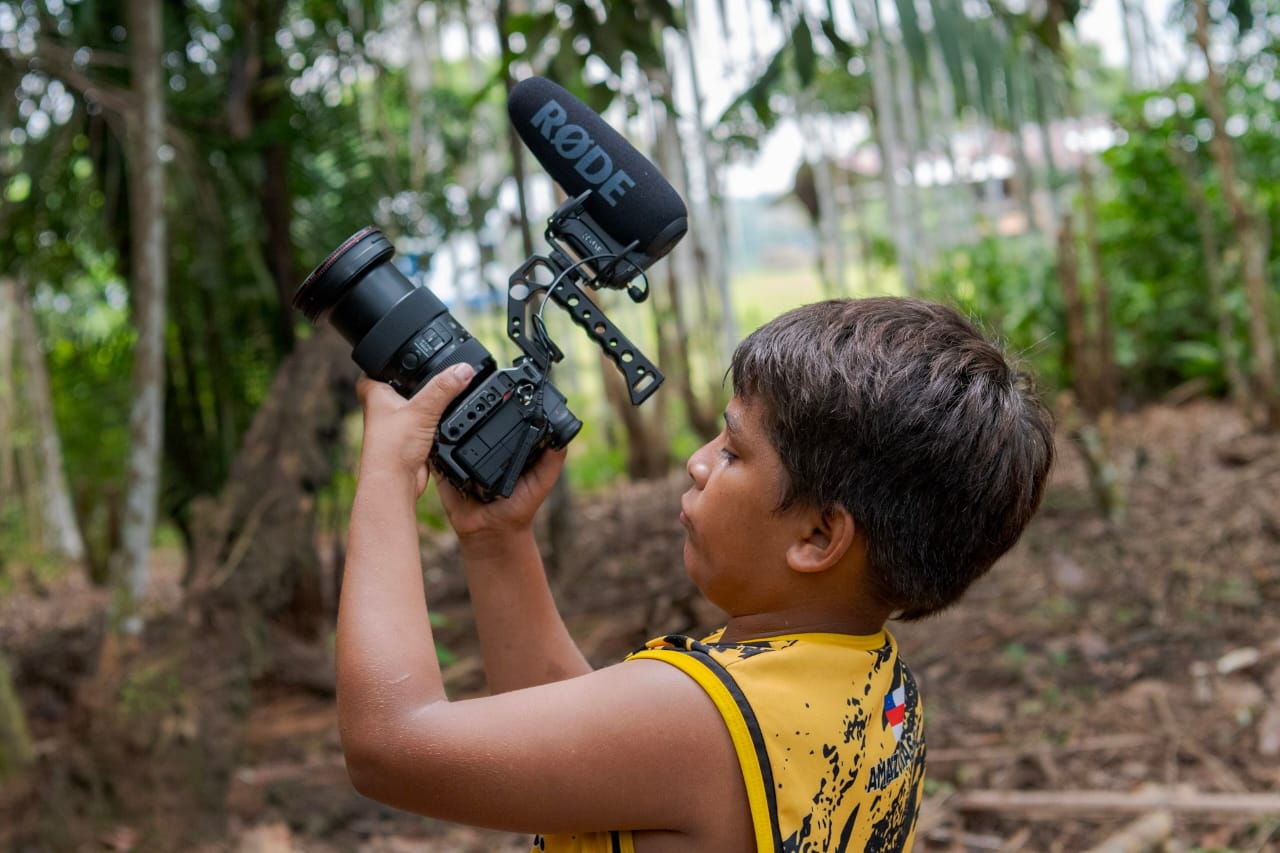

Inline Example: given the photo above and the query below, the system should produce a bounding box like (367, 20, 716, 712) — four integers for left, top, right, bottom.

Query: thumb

(409, 363, 476, 423)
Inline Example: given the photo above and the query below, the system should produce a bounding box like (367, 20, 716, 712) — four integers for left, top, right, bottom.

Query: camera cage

(506, 190, 664, 407)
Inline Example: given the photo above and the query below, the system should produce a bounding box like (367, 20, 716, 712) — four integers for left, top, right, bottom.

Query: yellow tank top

(533, 628, 925, 852)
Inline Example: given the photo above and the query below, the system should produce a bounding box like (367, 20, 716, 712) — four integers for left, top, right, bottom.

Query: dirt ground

(3, 399, 1279, 851)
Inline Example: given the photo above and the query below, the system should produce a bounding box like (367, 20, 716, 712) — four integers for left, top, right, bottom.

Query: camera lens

(293, 227, 494, 397)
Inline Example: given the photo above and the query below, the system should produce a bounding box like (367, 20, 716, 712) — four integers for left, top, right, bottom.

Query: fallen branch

(1080, 811, 1173, 853)
(951, 788, 1280, 817)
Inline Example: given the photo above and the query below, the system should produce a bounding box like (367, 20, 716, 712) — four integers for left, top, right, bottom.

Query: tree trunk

(52, 329, 358, 847)
(855, 0, 917, 294)
(111, 0, 169, 626)
(572, 67, 671, 482)
(1193, 0, 1280, 429)
(1006, 87, 1040, 237)
(847, 172, 877, 291)
(1056, 214, 1094, 411)
(186, 327, 357, 633)
(1032, 62, 1063, 235)
(673, 16, 736, 363)
(891, 39, 929, 272)
(13, 277, 86, 563)
(0, 276, 15, 507)
(1133, 1, 1160, 88)
(1167, 138, 1249, 412)
(808, 129, 847, 298)
(650, 55, 720, 442)
(1076, 158, 1118, 410)
(1056, 217, 1124, 520)
(926, 45, 979, 246)
(663, 256, 721, 442)
(654, 115, 720, 442)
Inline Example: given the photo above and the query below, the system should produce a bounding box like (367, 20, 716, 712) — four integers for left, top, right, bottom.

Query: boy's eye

(719, 447, 738, 462)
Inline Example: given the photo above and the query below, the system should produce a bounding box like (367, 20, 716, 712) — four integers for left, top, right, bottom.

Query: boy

(337, 297, 1055, 852)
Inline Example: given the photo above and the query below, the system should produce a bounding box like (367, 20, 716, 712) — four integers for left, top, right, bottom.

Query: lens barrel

(293, 227, 493, 398)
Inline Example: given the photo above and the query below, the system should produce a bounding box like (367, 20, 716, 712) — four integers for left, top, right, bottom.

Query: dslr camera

(294, 190, 680, 503)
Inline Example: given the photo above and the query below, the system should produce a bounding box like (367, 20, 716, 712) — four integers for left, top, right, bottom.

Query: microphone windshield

(507, 77, 687, 265)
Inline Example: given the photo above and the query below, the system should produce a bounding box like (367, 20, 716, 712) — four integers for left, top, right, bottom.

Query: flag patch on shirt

(883, 684, 907, 743)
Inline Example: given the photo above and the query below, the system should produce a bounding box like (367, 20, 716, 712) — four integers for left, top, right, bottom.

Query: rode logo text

(529, 99, 636, 206)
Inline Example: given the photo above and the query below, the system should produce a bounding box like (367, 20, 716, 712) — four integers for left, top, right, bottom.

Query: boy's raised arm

(337, 371, 472, 749)
(436, 454, 594, 692)
(335, 370, 746, 843)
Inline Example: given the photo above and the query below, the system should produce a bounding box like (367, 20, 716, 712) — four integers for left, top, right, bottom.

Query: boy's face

(679, 396, 808, 614)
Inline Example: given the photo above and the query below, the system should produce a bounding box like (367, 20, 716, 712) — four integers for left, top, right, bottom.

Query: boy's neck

(719, 604, 889, 643)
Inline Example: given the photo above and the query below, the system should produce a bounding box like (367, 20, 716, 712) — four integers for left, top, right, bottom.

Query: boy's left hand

(356, 364, 475, 496)
(436, 444, 566, 540)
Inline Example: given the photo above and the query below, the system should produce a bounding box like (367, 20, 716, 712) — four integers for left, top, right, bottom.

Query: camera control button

(400, 351, 422, 370)
(424, 329, 446, 352)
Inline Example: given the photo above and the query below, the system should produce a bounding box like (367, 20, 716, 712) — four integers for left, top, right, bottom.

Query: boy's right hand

(436, 446, 566, 542)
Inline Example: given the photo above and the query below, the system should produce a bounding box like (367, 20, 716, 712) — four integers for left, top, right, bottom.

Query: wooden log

(951, 788, 1280, 817)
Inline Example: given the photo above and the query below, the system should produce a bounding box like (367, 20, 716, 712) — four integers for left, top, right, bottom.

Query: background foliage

(2, 0, 1280, 568)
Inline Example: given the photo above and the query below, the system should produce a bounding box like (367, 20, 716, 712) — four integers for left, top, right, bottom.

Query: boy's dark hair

(730, 297, 1055, 620)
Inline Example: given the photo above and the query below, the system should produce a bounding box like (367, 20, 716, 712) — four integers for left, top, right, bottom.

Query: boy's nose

(686, 442, 711, 487)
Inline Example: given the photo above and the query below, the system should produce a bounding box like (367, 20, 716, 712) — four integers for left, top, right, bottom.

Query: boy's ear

(786, 505, 857, 574)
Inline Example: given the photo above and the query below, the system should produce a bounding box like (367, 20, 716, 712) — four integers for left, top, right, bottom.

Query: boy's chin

(680, 541, 703, 582)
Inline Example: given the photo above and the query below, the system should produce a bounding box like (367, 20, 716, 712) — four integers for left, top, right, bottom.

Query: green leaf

(793, 16, 817, 84)
(819, 14, 854, 59)
(894, 0, 928, 70)
(1226, 0, 1254, 31)
(714, 40, 787, 129)
(932, 1, 972, 109)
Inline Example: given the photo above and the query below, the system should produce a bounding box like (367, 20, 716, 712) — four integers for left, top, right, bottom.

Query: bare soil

(3, 399, 1279, 852)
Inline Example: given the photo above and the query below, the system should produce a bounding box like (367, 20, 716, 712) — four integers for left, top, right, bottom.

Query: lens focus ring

(292, 226, 390, 323)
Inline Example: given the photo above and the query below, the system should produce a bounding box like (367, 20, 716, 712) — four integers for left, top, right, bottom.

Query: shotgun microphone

(507, 77, 688, 284)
